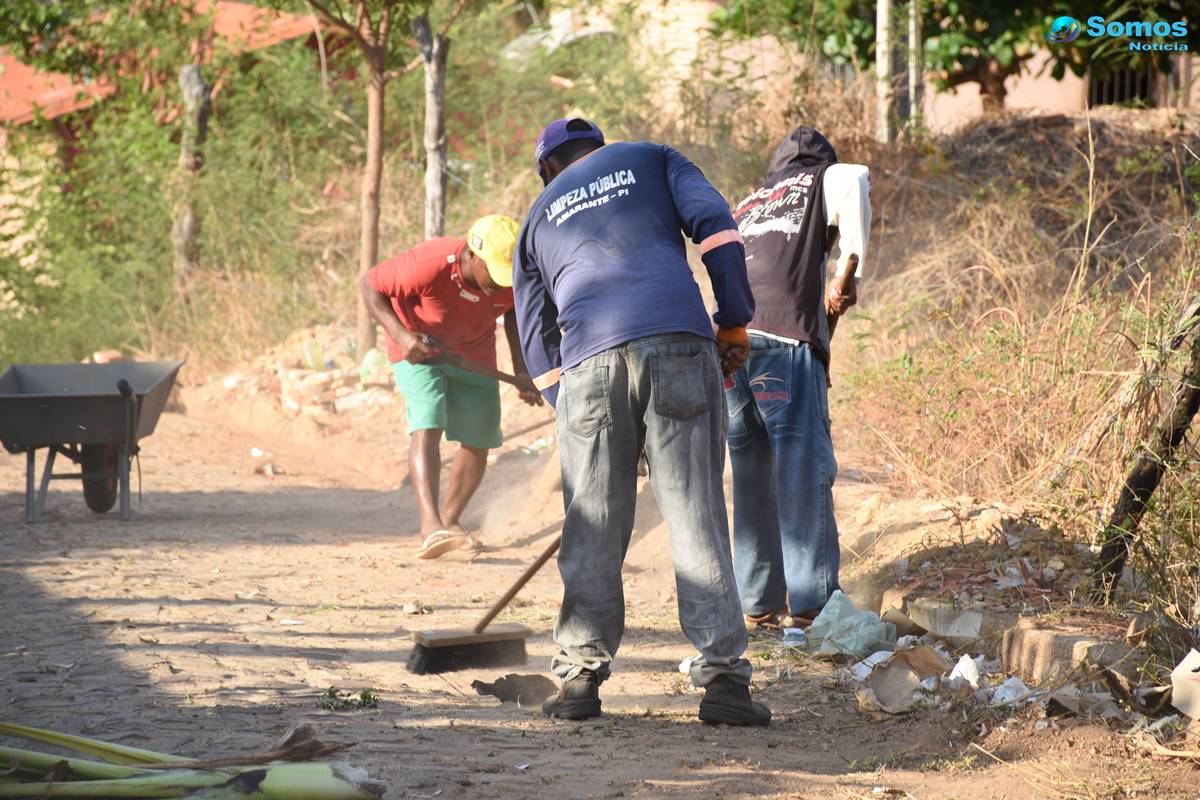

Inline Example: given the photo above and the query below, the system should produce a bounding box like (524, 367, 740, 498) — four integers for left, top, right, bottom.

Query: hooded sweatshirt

(732, 127, 841, 365)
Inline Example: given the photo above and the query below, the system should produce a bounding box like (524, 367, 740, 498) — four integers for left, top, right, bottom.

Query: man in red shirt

(361, 215, 541, 559)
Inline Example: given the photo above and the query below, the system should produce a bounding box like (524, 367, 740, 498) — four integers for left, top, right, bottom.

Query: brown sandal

(745, 609, 789, 630)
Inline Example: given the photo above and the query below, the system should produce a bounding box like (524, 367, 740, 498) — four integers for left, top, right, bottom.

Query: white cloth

(824, 162, 871, 279)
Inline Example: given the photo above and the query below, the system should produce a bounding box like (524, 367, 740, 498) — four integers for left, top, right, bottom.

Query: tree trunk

(414, 15, 449, 239)
(172, 64, 210, 301)
(875, 0, 895, 144)
(979, 61, 1009, 114)
(906, 0, 923, 129)
(356, 67, 385, 356)
(1092, 318, 1200, 601)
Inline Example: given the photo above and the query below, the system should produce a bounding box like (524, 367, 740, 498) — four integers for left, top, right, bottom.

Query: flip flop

(417, 529, 466, 560)
(447, 524, 481, 552)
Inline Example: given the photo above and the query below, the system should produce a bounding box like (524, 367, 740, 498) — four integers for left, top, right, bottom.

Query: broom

(407, 534, 561, 674)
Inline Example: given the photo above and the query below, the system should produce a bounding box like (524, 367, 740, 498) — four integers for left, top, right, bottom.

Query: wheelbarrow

(0, 361, 184, 522)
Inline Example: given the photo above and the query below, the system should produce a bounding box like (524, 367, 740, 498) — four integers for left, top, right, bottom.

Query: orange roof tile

(0, 2, 318, 126)
(205, 0, 320, 51)
(0, 52, 114, 126)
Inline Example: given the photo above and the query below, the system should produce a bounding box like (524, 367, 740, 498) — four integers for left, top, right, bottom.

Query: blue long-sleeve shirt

(513, 141, 754, 407)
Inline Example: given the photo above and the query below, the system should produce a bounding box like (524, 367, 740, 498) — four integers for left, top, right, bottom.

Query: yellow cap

(467, 214, 520, 288)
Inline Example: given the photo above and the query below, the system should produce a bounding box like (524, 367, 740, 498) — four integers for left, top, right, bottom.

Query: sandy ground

(1, 385, 1196, 799)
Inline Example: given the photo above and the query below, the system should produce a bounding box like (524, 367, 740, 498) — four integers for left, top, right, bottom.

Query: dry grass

(842, 107, 1200, 628)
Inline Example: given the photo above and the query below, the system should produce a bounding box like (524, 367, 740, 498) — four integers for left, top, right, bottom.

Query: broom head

(406, 622, 532, 674)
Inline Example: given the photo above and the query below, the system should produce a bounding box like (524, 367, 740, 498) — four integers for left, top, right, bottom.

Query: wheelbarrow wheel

(81, 443, 119, 513)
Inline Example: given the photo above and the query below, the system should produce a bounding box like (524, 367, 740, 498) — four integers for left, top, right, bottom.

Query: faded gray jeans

(551, 333, 752, 687)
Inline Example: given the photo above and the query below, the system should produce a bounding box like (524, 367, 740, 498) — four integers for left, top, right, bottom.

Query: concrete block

(907, 598, 983, 648)
(1000, 617, 1144, 686)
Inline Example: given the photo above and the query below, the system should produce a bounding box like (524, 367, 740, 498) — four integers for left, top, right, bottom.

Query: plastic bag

(809, 590, 897, 658)
(358, 347, 392, 386)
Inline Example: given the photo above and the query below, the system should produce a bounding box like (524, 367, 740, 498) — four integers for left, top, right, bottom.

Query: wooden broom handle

(474, 534, 561, 634)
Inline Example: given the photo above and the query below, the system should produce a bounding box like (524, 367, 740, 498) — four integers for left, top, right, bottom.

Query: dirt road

(1, 397, 1192, 799)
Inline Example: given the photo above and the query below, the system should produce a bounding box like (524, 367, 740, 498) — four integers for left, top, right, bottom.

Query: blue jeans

(725, 336, 840, 616)
(552, 333, 752, 687)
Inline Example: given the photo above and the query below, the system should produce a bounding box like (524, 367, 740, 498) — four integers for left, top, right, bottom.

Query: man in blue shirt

(513, 117, 770, 726)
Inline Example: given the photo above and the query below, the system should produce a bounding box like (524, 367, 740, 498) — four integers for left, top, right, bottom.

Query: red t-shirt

(366, 237, 514, 368)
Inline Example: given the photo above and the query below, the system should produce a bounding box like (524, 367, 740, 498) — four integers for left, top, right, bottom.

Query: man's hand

(515, 372, 544, 406)
(402, 333, 445, 364)
(825, 271, 857, 319)
(715, 326, 750, 377)
(716, 340, 749, 377)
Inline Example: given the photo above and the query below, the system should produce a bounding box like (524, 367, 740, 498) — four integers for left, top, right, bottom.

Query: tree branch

(383, 53, 423, 81)
(379, 2, 392, 47)
(440, 0, 472, 37)
(305, 0, 370, 53)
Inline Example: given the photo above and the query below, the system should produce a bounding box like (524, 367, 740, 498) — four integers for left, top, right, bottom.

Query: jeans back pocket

(652, 352, 710, 420)
(561, 364, 612, 438)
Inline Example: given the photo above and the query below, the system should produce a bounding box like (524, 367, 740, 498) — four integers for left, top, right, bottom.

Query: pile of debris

(216, 325, 398, 419)
(780, 587, 1200, 756)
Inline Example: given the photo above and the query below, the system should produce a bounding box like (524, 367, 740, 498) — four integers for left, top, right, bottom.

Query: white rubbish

(223, 373, 243, 390)
(1034, 720, 1049, 731)
(947, 654, 982, 689)
(848, 651, 894, 682)
(895, 635, 921, 650)
(858, 645, 952, 714)
(279, 618, 304, 626)
(809, 590, 897, 658)
(994, 565, 1025, 590)
(1170, 648, 1200, 720)
(991, 676, 1033, 706)
(514, 763, 530, 771)
(782, 627, 808, 647)
(250, 447, 266, 458)
(520, 435, 555, 455)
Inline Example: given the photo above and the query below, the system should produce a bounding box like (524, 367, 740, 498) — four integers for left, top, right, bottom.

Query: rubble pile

(215, 325, 398, 419)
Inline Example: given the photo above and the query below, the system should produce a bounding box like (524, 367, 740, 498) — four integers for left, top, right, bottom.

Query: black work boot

(542, 669, 602, 720)
(698, 675, 771, 726)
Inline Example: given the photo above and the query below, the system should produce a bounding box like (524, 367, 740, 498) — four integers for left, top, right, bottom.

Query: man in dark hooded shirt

(725, 126, 871, 627)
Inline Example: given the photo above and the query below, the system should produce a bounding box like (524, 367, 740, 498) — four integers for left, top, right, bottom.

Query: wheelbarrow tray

(0, 361, 184, 450)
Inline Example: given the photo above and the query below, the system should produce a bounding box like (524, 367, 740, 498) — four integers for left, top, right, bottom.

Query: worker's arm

(512, 228, 564, 408)
(662, 145, 755, 374)
(504, 309, 543, 406)
(358, 269, 441, 364)
(823, 163, 871, 320)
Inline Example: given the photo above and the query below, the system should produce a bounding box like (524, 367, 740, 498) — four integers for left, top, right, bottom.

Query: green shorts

(392, 361, 502, 450)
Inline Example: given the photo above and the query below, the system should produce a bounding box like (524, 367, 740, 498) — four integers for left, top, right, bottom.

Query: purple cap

(535, 117, 605, 178)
